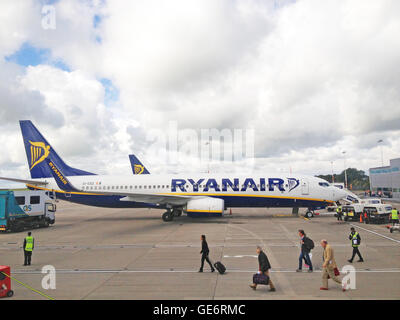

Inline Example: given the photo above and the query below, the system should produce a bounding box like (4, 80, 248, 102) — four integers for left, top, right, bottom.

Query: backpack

(305, 237, 314, 250)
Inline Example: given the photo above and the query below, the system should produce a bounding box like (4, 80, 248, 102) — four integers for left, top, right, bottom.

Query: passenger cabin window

(15, 196, 25, 205)
(30, 196, 40, 204)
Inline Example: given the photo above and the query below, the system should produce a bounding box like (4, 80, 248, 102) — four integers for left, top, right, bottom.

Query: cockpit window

(319, 182, 330, 187)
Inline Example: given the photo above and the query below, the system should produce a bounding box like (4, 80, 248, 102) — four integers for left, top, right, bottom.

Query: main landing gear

(305, 210, 314, 219)
(162, 208, 182, 222)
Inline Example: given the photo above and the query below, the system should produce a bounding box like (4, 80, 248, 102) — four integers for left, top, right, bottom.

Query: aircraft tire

(305, 211, 313, 219)
(173, 209, 182, 217)
(162, 211, 173, 222)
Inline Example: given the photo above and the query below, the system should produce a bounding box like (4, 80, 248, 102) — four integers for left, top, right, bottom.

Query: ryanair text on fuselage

(171, 177, 300, 193)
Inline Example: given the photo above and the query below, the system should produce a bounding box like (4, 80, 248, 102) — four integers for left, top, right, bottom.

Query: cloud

(1, 0, 400, 185)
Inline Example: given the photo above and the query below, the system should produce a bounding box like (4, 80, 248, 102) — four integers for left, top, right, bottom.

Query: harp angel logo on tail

(29, 141, 50, 170)
(134, 164, 145, 175)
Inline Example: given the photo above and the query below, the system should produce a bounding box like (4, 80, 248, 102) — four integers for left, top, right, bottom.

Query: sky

(1, 0, 400, 187)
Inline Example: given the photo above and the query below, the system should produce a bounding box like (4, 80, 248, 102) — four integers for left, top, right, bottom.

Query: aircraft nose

(333, 188, 347, 201)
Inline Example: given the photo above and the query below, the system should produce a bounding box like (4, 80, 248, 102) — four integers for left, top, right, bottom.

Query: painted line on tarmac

(223, 255, 258, 258)
(12, 268, 400, 274)
(2, 242, 398, 251)
(350, 223, 400, 244)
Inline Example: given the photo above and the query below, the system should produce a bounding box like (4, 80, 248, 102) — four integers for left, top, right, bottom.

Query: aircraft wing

(45, 158, 195, 206)
(0, 176, 48, 186)
(119, 193, 193, 206)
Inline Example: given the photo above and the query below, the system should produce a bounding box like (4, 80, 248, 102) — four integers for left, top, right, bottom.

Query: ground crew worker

(23, 232, 34, 266)
(391, 208, 399, 226)
(249, 246, 276, 291)
(198, 235, 215, 273)
(336, 206, 343, 221)
(320, 239, 345, 291)
(363, 210, 369, 224)
(347, 227, 364, 263)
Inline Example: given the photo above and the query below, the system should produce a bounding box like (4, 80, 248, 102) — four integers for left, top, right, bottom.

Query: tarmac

(1, 202, 400, 300)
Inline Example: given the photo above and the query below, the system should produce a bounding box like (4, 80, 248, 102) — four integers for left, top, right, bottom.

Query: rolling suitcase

(253, 273, 269, 285)
(214, 261, 226, 274)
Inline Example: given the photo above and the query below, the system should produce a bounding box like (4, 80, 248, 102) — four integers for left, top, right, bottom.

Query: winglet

(45, 159, 79, 192)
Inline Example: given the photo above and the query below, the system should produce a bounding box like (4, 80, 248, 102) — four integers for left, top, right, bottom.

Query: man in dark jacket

(199, 235, 215, 272)
(249, 246, 276, 291)
(296, 229, 313, 272)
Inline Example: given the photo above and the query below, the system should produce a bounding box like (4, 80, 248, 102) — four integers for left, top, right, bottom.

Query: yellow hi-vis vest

(25, 236, 33, 251)
(336, 207, 342, 213)
(351, 232, 360, 247)
(391, 209, 399, 220)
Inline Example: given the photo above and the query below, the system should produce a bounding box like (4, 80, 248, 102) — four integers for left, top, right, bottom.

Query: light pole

(377, 139, 383, 167)
(342, 151, 348, 189)
(331, 161, 334, 183)
(204, 141, 210, 173)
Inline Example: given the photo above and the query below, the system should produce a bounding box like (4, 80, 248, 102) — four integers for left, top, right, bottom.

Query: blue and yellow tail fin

(19, 120, 95, 179)
(129, 154, 150, 175)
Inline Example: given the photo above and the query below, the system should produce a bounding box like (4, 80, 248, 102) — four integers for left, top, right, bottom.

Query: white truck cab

(363, 204, 392, 224)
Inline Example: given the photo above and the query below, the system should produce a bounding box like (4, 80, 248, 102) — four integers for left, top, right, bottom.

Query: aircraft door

(301, 179, 309, 195)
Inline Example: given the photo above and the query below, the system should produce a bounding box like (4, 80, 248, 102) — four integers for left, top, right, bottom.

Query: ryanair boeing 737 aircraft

(0, 121, 347, 221)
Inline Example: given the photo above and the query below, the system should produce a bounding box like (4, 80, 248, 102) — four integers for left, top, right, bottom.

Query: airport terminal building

(369, 158, 400, 199)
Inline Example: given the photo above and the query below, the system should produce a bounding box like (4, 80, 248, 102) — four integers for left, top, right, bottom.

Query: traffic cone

(359, 214, 363, 223)
(229, 208, 232, 215)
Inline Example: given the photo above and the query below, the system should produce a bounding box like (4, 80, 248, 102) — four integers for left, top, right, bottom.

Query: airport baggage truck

(363, 204, 392, 224)
(0, 266, 13, 298)
(0, 190, 56, 232)
(342, 204, 363, 222)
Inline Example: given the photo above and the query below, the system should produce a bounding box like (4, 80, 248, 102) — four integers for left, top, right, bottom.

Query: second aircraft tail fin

(129, 154, 150, 175)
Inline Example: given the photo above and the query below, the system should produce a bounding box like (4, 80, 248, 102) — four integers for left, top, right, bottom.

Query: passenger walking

(347, 227, 364, 263)
(23, 232, 34, 266)
(296, 230, 314, 272)
(249, 246, 276, 291)
(198, 235, 215, 273)
(320, 240, 345, 291)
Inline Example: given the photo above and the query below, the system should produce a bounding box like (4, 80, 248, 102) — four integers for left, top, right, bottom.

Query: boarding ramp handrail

(341, 188, 362, 203)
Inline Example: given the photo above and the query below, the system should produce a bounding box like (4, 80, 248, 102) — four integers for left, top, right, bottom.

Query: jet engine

(185, 197, 224, 217)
